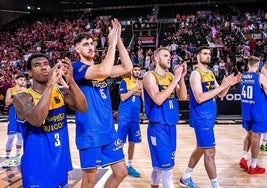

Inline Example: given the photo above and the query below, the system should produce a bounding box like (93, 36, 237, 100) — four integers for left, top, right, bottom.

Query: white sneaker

(1, 158, 12, 168)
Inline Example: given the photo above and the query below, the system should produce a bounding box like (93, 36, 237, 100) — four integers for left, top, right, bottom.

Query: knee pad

(6, 134, 15, 150)
(162, 169, 174, 188)
(16, 133, 23, 146)
(151, 168, 162, 185)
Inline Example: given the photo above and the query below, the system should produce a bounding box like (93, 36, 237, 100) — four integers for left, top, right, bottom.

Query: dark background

(1, 0, 265, 25)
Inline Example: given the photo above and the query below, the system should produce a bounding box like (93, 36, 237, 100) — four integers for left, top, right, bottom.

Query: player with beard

(143, 47, 187, 188)
(117, 64, 143, 177)
(72, 19, 133, 188)
(179, 46, 241, 188)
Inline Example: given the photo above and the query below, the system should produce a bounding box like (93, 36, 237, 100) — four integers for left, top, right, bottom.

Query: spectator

(212, 62, 219, 78)
(225, 57, 234, 75)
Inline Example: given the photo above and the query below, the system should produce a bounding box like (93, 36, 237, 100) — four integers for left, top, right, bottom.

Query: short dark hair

(26, 53, 49, 71)
(133, 64, 140, 68)
(15, 73, 26, 79)
(73, 32, 93, 46)
(196, 46, 210, 54)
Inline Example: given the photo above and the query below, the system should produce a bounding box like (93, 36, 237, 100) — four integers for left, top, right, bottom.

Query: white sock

(242, 151, 248, 160)
(128, 160, 133, 167)
(16, 149, 21, 156)
(210, 178, 220, 188)
(182, 167, 193, 179)
(262, 133, 267, 145)
(251, 158, 257, 168)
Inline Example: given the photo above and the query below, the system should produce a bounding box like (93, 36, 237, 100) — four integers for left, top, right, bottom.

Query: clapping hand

(173, 64, 184, 82)
(48, 63, 63, 87)
(107, 19, 119, 46)
(220, 72, 242, 89)
(58, 57, 73, 85)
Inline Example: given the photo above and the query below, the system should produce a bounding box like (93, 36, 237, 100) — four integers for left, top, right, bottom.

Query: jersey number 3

(54, 133, 61, 147)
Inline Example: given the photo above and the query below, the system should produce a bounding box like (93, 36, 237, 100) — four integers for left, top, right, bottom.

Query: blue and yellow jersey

(8, 87, 25, 134)
(189, 67, 217, 128)
(8, 87, 20, 121)
(21, 86, 72, 187)
(240, 72, 267, 122)
(10, 87, 18, 97)
(72, 61, 117, 149)
(144, 71, 179, 126)
(118, 77, 142, 121)
(121, 77, 142, 95)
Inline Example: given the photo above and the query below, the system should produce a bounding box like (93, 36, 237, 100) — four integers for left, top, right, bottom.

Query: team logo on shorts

(113, 139, 123, 151)
(135, 130, 141, 137)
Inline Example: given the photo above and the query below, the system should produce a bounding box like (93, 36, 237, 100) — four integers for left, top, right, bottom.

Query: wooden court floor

(1, 120, 267, 188)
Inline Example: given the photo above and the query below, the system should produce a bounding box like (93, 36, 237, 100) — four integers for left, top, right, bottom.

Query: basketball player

(2, 73, 26, 168)
(143, 47, 187, 188)
(117, 64, 143, 177)
(180, 46, 241, 188)
(239, 56, 267, 174)
(13, 53, 87, 187)
(72, 18, 133, 188)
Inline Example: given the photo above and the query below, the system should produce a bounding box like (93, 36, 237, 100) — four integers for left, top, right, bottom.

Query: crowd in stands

(0, 6, 267, 96)
(160, 9, 267, 76)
